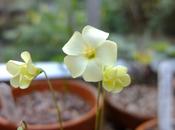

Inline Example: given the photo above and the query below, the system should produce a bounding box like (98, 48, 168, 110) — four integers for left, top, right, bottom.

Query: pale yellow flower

(62, 25, 117, 82)
(6, 51, 42, 89)
(133, 51, 152, 65)
(103, 65, 131, 93)
(28, 11, 41, 25)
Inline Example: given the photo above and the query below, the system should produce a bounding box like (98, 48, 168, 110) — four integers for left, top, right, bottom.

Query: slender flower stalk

(95, 81, 102, 130)
(99, 88, 105, 130)
(17, 121, 28, 130)
(42, 70, 63, 130)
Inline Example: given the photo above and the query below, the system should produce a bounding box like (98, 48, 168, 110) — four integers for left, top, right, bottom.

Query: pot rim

(0, 79, 97, 130)
(136, 118, 157, 130)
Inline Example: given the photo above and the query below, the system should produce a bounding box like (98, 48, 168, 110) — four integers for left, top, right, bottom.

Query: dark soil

(103, 120, 130, 130)
(0, 91, 91, 125)
(108, 84, 175, 130)
(108, 84, 157, 117)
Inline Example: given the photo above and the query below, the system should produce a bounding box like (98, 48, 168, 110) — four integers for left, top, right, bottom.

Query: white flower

(62, 25, 117, 82)
(6, 51, 41, 89)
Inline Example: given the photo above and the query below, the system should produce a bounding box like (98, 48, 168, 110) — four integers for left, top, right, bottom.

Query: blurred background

(0, 0, 175, 63)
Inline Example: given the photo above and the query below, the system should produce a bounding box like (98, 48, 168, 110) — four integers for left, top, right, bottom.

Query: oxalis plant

(63, 25, 131, 130)
(6, 25, 131, 130)
(6, 52, 63, 130)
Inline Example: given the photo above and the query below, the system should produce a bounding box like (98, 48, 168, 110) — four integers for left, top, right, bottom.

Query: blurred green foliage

(110, 34, 175, 65)
(151, 40, 175, 59)
(1, 0, 175, 62)
(102, 0, 175, 34)
(0, 0, 87, 62)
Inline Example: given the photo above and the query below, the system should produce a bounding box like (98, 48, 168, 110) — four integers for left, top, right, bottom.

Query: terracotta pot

(136, 118, 157, 130)
(0, 79, 97, 130)
(105, 95, 153, 129)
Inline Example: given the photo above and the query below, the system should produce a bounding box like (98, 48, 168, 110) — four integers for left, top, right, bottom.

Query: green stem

(42, 70, 63, 130)
(100, 89, 105, 130)
(17, 120, 28, 130)
(95, 81, 103, 130)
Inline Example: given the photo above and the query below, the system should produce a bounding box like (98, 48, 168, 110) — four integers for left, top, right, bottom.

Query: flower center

(84, 46, 96, 59)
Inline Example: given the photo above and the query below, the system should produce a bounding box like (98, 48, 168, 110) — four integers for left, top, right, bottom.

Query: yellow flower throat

(84, 46, 96, 59)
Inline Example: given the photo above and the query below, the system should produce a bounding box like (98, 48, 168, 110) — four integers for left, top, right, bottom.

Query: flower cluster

(6, 26, 130, 92)
(63, 25, 131, 92)
(5, 25, 131, 130)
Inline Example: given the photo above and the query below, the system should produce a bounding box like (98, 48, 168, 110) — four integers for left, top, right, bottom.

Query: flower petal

(19, 76, 31, 89)
(10, 76, 20, 88)
(103, 68, 123, 93)
(103, 83, 123, 93)
(82, 60, 102, 82)
(6, 60, 23, 76)
(116, 66, 127, 76)
(111, 86, 124, 93)
(102, 65, 131, 93)
(62, 32, 85, 55)
(82, 25, 109, 46)
(119, 74, 131, 87)
(103, 81, 114, 92)
(96, 40, 117, 66)
(21, 51, 32, 63)
(64, 55, 88, 78)
(27, 64, 40, 75)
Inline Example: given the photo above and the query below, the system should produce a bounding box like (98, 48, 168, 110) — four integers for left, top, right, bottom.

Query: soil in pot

(0, 79, 98, 130)
(0, 90, 91, 125)
(107, 83, 175, 129)
(106, 84, 158, 129)
(108, 84, 157, 119)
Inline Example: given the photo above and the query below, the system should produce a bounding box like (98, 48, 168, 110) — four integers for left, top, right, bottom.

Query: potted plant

(0, 79, 98, 130)
(2, 25, 131, 130)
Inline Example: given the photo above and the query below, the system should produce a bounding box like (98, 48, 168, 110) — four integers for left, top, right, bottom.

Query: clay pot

(136, 118, 157, 130)
(0, 79, 97, 130)
(105, 96, 153, 129)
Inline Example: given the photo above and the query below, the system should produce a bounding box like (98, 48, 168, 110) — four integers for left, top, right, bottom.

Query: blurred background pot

(0, 79, 97, 130)
(105, 96, 153, 129)
(105, 83, 157, 129)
